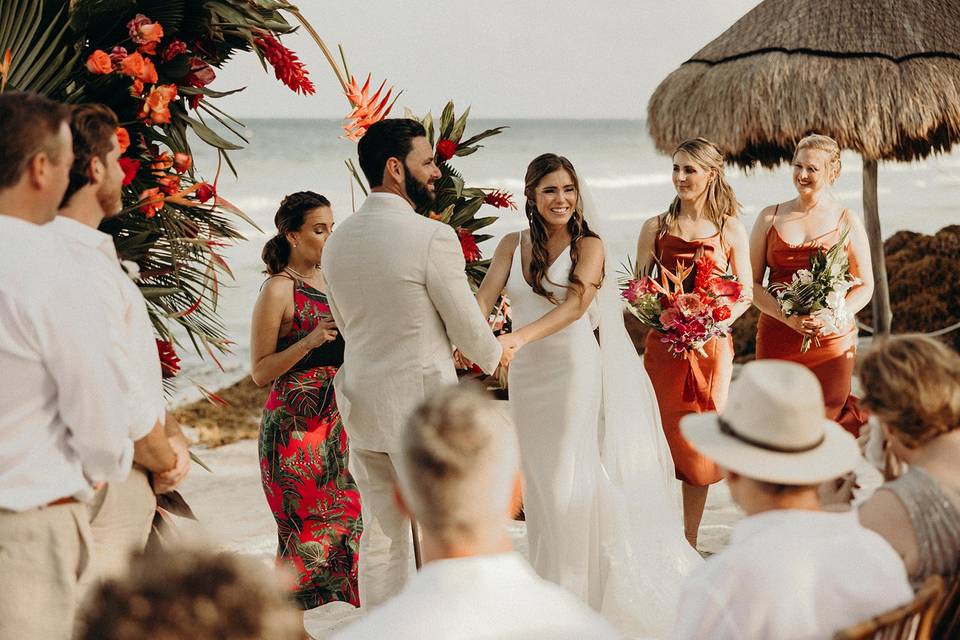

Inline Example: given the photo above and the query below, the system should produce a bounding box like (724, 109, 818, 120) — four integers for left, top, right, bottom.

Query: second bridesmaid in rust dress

(635, 138, 753, 548)
(749, 134, 874, 436)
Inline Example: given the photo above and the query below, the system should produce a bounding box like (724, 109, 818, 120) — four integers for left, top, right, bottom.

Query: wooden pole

(862, 158, 892, 336)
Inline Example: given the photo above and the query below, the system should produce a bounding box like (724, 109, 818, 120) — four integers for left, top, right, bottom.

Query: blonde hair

(794, 133, 842, 184)
(78, 545, 305, 640)
(665, 137, 740, 233)
(858, 335, 960, 447)
(398, 384, 519, 545)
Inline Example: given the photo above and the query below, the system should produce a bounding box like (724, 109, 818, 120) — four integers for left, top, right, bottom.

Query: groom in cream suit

(322, 119, 510, 607)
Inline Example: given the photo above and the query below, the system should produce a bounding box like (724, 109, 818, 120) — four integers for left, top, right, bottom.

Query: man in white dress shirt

(676, 360, 913, 640)
(52, 103, 191, 583)
(0, 92, 137, 638)
(334, 385, 619, 639)
(322, 119, 509, 606)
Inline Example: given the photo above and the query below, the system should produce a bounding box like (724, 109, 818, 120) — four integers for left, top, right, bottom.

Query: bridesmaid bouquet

(621, 255, 744, 357)
(769, 229, 861, 352)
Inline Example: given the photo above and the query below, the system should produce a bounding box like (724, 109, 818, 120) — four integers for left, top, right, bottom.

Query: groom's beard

(404, 166, 435, 211)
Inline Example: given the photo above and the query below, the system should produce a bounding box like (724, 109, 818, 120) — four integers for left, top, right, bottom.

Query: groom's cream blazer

(322, 192, 502, 453)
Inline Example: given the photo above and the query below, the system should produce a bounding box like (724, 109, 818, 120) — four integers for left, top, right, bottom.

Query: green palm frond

(0, 0, 81, 98)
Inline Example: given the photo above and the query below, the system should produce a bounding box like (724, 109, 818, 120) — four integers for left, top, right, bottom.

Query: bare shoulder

(640, 213, 663, 236)
(257, 275, 295, 304)
(751, 204, 781, 233)
(576, 234, 605, 259)
(497, 231, 521, 251)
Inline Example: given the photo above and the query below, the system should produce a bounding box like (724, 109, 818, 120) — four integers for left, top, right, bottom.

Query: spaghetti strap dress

(755, 207, 867, 435)
(643, 223, 732, 486)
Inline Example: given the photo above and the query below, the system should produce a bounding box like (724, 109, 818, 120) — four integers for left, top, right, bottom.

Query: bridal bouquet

(769, 229, 860, 352)
(621, 254, 744, 357)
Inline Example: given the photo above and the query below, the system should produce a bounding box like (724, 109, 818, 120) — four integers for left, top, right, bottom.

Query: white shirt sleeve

(673, 577, 741, 640)
(36, 283, 134, 483)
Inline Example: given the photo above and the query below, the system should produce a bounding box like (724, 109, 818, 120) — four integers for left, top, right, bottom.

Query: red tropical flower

(254, 34, 315, 95)
(184, 57, 215, 88)
(342, 73, 398, 141)
(172, 153, 191, 174)
(457, 228, 482, 262)
(156, 339, 180, 378)
(436, 139, 456, 161)
(712, 305, 732, 322)
(707, 277, 744, 300)
(118, 158, 140, 186)
(693, 254, 716, 292)
(161, 40, 188, 63)
(195, 182, 216, 204)
(484, 189, 518, 210)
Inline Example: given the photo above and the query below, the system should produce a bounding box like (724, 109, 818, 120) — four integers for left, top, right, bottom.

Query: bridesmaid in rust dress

(635, 138, 753, 548)
(749, 134, 874, 435)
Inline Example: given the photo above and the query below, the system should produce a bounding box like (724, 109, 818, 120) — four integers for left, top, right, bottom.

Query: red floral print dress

(258, 278, 362, 609)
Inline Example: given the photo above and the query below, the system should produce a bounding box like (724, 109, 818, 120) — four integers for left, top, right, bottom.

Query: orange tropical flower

(115, 127, 130, 154)
(172, 152, 191, 173)
(85, 50, 113, 75)
(139, 84, 177, 124)
(343, 74, 399, 141)
(157, 174, 181, 196)
(129, 79, 145, 97)
(138, 187, 164, 217)
(1, 49, 12, 93)
(151, 151, 173, 172)
(120, 52, 157, 84)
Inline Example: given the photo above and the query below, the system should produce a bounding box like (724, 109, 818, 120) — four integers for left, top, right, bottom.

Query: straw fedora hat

(680, 360, 860, 485)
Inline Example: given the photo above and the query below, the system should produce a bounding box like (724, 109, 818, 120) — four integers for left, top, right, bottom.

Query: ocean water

(175, 118, 960, 399)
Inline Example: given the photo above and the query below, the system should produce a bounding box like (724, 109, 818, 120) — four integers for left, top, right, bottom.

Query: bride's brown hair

(523, 153, 602, 304)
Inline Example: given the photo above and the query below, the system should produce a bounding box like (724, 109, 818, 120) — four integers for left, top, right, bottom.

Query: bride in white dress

(475, 154, 700, 638)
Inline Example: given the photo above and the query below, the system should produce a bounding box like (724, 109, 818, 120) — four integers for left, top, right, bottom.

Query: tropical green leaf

(438, 101, 455, 140)
(183, 114, 245, 150)
(459, 126, 508, 148)
(450, 105, 470, 144)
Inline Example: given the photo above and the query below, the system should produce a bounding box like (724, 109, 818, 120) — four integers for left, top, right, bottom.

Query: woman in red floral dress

(250, 192, 362, 609)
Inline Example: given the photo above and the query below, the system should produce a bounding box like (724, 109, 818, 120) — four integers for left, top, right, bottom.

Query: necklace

(284, 265, 319, 280)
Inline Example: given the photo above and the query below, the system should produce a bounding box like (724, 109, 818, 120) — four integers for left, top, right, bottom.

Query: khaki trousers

(86, 467, 156, 582)
(351, 448, 415, 608)
(0, 502, 92, 639)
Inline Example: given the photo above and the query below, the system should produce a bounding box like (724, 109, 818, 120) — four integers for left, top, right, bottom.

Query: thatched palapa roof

(647, 0, 960, 167)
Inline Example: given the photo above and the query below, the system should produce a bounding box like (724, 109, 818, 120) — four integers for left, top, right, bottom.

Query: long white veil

(581, 185, 702, 637)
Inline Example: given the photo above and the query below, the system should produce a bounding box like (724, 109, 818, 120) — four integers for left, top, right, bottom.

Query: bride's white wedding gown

(505, 238, 700, 639)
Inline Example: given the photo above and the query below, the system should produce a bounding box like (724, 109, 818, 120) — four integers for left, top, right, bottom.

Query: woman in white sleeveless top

(474, 153, 699, 639)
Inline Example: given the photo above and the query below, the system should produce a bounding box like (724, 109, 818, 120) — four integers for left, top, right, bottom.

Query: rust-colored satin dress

(755, 211, 867, 435)
(643, 230, 731, 486)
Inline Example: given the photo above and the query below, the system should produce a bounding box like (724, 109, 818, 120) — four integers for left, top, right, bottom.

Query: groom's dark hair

(357, 118, 426, 188)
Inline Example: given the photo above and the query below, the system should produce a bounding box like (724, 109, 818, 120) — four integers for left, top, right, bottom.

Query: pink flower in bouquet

(436, 139, 457, 161)
(675, 292, 706, 317)
(484, 190, 517, 210)
(85, 50, 113, 75)
(184, 57, 215, 88)
(161, 40, 188, 63)
(712, 305, 732, 322)
(708, 277, 743, 300)
(156, 339, 180, 378)
(254, 35, 315, 95)
(457, 228, 482, 262)
(659, 307, 680, 328)
(118, 158, 140, 186)
(128, 14, 164, 55)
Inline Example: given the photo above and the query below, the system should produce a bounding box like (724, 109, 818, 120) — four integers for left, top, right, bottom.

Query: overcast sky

(214, 1, 762, 119)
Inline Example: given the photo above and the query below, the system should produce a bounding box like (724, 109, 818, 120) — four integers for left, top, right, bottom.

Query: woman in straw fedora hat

(673, 359, 911, 640)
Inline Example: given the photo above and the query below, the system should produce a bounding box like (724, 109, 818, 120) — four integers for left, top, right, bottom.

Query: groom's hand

(452, 348, 474, 370)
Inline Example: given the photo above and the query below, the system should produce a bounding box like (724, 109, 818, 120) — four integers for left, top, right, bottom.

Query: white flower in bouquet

(825, 289, 845, 311)
(797, 268, 814, 284)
